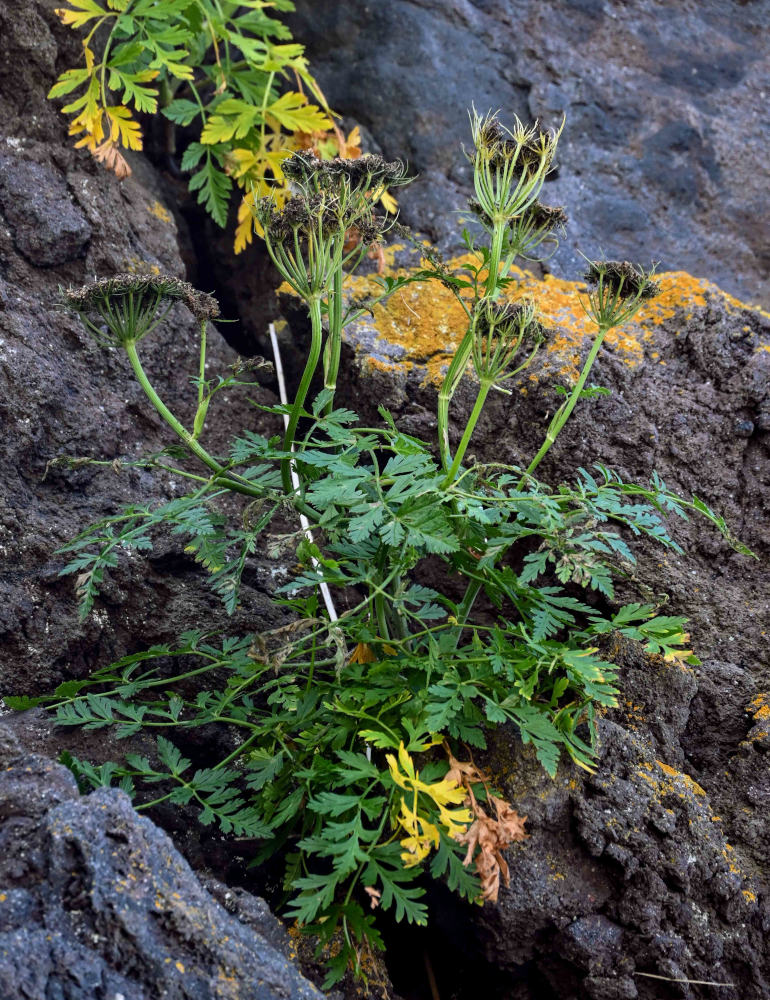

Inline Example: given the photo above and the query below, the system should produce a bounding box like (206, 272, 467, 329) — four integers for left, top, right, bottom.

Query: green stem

(521, 325, 609, 486)
(442, 379, 492, 487)
(124, 340, 317, 517)
(192, 318, 208, 439)
(437, 329, 474, 471)
(323, 262, 344, 415)
(125, 340, 225, 477)
(448, 578, 483, 653)
(485, 222, 506, 297)
(281, 296, 324, 493)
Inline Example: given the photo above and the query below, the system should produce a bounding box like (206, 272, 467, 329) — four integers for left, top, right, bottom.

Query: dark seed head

(64, 273, 219, 323)
(583, 260, 661, 300)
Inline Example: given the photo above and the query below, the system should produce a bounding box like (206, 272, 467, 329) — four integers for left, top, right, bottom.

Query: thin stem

(442, 379, 492, 487)
(124, 340, 317, 516)
(192, 318, 208, 439)
(521, 324, 609, 486)
(322, 261, 344, 415)
(437, 328, 474, 471)
(281, 296, 324, 493)
(124, 340, 224, 477)
(447, 578, 483, 654)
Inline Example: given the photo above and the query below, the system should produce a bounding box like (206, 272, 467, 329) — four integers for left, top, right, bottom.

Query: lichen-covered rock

(0, 725, 323, 1000)
(287, 0, 770, 305)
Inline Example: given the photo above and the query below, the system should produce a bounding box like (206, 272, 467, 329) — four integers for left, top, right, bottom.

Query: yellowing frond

(266, 92, 332, 134)
(105, 106, 143, 150)
(55, 0, 108, 29)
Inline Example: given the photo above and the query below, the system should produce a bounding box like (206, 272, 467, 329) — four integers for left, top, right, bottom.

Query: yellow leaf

(55, 0, 107, 28)
(378, 189, 398, 215)
(69, 107, 104, 146)
(348, 642, 377, 665)
(105, 105, 143, 150)
(234, 191, 257, 254)
(265, 91, 332, 134)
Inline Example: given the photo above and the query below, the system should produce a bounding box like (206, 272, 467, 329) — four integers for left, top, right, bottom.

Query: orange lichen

(655, 760, 706, 796)
(279, 247, 770, 388)
(748, 693, 770, 721)
(341, 252, 770, 386)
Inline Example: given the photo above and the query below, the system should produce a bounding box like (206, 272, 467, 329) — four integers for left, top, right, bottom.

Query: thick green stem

(323, 264, 344, 415)
(485, 222, 506, 297)
(443, 379, 492, 486)
(521, 325, 609, 486)
(281, 296, 324, 493)
(192, 318, 208, 439)
(125, 339, 226, 478)
(124, 340, 318, 518)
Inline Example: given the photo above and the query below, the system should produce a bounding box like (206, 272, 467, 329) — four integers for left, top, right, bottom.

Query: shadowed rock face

(0, 0, 287, 697)
(286, 0, 770, 305)
(0, 725, 323, 1000)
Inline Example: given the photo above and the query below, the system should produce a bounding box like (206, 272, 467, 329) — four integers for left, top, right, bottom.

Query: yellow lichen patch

(175, 961, 185, 974)
(655, 760, 706, 796)
(148, 200, 172, 223)
(748, 693, 770, 721)
(124, 256, 161, 276)
(284, 248, 770, 386)
(743, 889, 757, 903)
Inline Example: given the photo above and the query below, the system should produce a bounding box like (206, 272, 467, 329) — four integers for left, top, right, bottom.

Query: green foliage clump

(48, 0, 336, 250)
(20, 111, 751, 986)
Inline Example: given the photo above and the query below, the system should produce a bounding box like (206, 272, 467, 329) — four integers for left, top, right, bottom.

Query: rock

(0, 153, 91, 265)
(0, 724, 323, 1000)
(287, 0, 770, 305)
(0, 0, 287, 697)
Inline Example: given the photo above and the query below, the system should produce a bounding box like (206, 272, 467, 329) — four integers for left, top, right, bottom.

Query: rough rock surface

(287, 0, 770, 305)
(0, 724, 322, 999)
(0, 0, 285, 696)
(280, 245, 770, 997)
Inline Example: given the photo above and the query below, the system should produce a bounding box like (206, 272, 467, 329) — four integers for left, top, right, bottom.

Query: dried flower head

(469, 109, 564, 223)
(282, 151, 409, 192)
(527, 202, 568, 232)
(64, 273, 219, 346)
(582, 259, 661, 329)
(351, 214, 390, 246)
(472, 297, 544, 384)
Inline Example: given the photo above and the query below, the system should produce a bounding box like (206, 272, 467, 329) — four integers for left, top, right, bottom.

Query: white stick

(268, 322, 338, 623)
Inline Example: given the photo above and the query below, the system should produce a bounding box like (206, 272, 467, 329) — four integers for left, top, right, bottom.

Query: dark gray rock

(0, 154, 91, 265)
(0, 0, 287, 697)
(0, 725, 323, 1000)
(287, 0, 770, 305)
